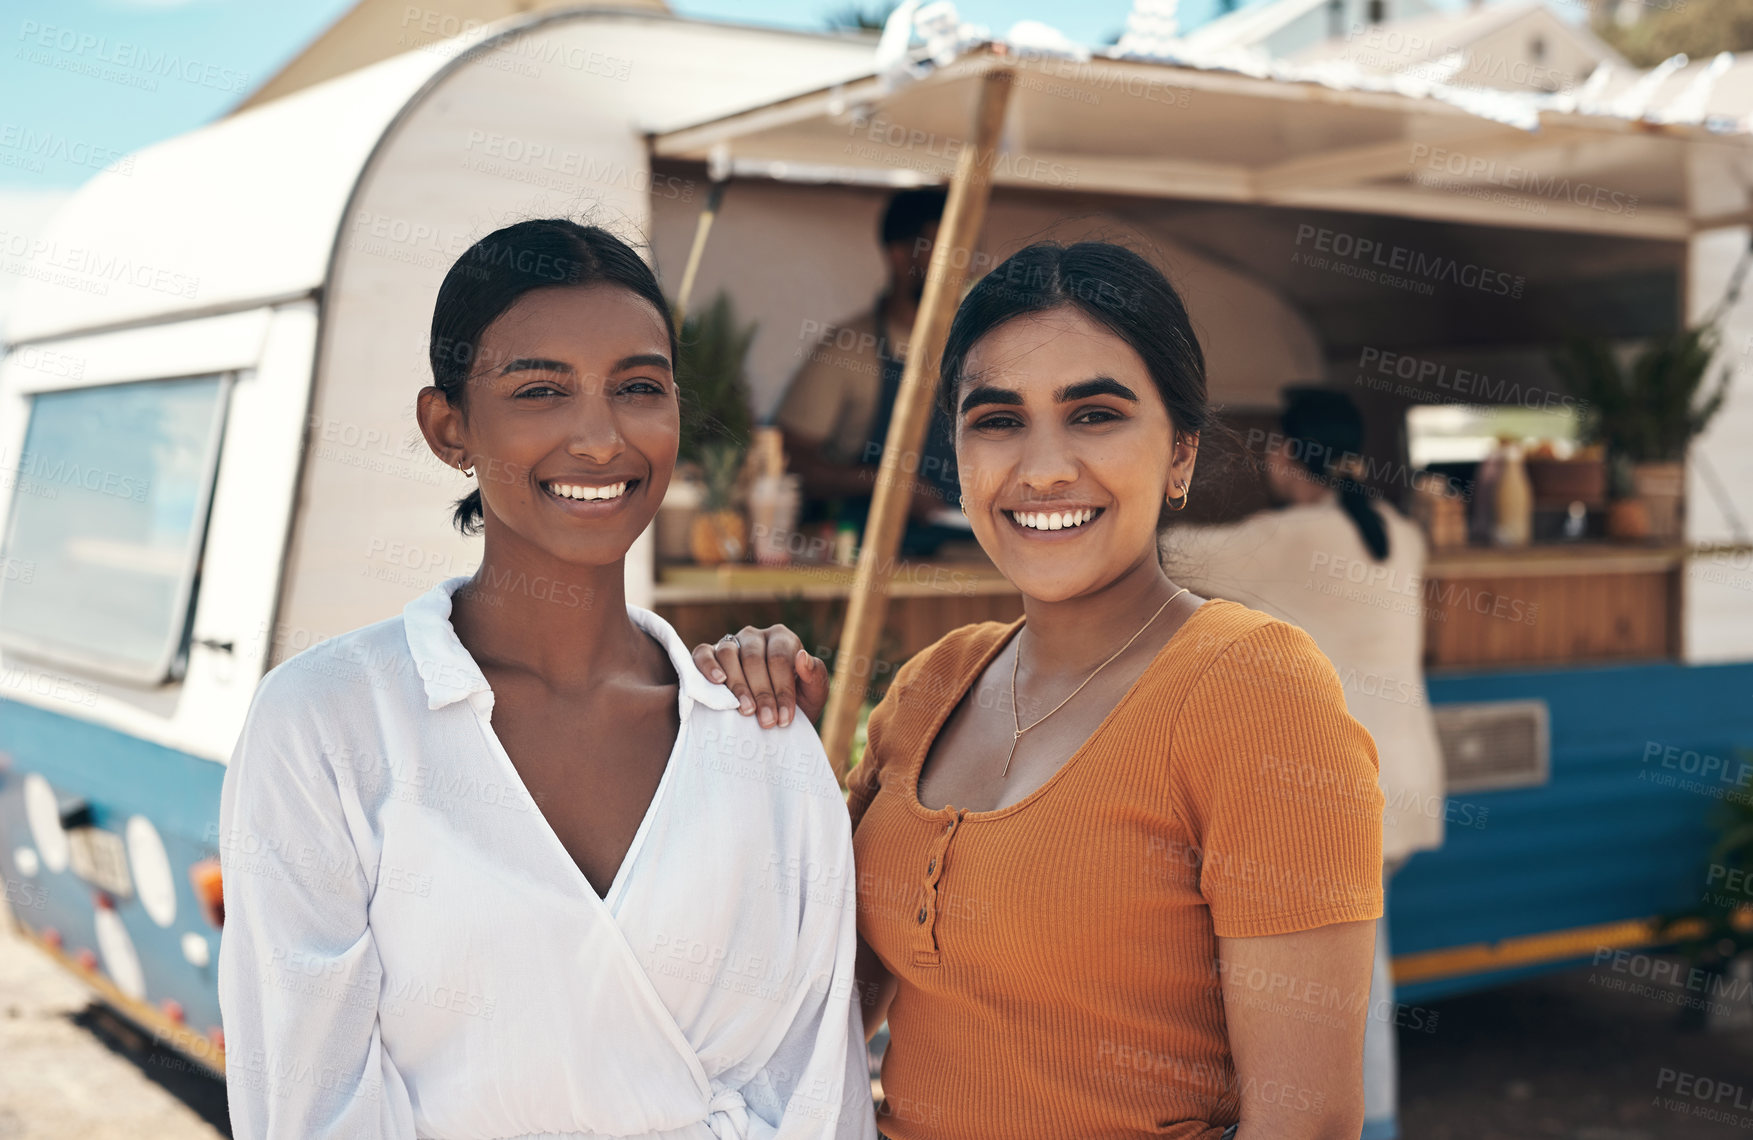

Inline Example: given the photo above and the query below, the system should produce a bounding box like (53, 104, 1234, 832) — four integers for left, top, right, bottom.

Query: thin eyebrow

(1055, 377, 1138, 403)
(960, 384, 1024, 415)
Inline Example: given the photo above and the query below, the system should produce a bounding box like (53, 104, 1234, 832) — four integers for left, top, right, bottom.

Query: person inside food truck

(772, 187, 965, 553)
(1166, 387, 1449, 1140)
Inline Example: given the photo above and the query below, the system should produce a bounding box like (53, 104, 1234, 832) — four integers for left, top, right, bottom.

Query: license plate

(68, 828, 133, 898)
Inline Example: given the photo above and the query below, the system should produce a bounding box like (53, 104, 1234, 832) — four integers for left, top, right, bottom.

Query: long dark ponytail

(1281, 387, 1389, 561)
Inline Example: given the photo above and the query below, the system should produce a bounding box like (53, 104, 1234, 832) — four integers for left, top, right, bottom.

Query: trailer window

(1406, 403, 1581, 468)
(0, 375, 230, 684)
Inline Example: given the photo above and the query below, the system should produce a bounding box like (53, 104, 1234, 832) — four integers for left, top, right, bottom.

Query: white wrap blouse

(218, 578, 876, 1140)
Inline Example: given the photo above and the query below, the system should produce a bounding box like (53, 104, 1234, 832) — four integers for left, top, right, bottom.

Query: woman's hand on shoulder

(691, 625, 829, 729)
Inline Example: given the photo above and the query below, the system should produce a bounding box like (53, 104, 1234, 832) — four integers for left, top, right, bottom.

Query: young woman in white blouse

(217, 220, 876, 1140)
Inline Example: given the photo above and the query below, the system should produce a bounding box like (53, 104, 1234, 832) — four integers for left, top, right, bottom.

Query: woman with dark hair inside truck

(218, 219, 876, 1140)
(698, 241, 1384, 1140)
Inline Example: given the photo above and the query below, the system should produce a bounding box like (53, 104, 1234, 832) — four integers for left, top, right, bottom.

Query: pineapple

(690, 441, 748, 564)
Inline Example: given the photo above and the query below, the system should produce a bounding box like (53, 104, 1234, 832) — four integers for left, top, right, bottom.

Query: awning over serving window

(653, 44, 1753, 242)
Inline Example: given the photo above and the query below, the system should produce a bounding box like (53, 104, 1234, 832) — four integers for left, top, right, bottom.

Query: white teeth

(1010, 508, 1098, 531)
(549, 481, 627, 502)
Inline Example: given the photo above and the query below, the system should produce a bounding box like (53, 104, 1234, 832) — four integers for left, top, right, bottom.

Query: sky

(3, 0, 357, 192)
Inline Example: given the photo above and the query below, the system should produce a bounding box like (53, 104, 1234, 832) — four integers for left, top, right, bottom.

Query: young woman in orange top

(696, 241, 1384, 1140)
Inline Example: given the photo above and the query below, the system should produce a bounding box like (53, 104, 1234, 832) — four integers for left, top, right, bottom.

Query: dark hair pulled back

(428, 219, 675, 535)
(1280, 387, 1390, 561)
(880, 187, 947, 247)
(938, 241, 1209, 522)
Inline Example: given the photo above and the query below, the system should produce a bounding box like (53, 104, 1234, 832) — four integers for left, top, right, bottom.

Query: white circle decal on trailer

(94, 906, 147, 1001)
(181, 931, 211, 969)
(22, 774, 68, 874)
(126, 816, 177, 928)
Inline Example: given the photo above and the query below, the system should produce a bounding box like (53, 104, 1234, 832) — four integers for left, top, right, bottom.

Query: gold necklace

(1004, 587, 1190, 776)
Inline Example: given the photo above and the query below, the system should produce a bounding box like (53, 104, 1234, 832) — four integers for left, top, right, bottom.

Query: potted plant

(676, 291, 757, 465)
(1552, 325, 1731, 542)
(667, 292, 758, 562)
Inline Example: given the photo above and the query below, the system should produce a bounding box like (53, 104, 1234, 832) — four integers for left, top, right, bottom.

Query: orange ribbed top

(848, 600, 1384, 1140)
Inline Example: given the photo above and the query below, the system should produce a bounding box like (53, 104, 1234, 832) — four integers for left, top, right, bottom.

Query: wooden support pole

(820, 69, 1014, 779)
(671, 179, 727, 327)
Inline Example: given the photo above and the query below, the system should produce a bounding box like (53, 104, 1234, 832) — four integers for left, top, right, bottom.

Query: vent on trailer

(1432, 700, 1550, 794)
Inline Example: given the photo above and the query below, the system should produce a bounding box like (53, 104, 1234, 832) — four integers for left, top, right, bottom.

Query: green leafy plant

(676, 291, 757, 465)
(698, 440, 744, 512)
(1551, 325, 1731, 465)
(1657, 756, 1753, 976)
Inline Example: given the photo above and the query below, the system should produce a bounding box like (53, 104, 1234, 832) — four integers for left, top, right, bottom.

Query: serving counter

(654, 540, 1744, 679)
(653, 559, 1024, 668)
(1421, 542, 1689, 670)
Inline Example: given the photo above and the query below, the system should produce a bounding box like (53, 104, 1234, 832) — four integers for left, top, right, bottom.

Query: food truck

(0, 9, 874, 1068)
(647, 30, 1753, 1008)
(2, 5, 1751, 1074)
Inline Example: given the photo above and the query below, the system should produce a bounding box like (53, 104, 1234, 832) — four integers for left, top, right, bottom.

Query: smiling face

(953, 306, 1198, 602)
(417, 283, 677, 568)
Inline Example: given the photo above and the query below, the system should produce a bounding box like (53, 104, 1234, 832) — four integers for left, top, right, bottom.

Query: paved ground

(0, 921, 227, 1140)
(3, 914, 1751, 1139)
(1398, 953, 1753, 1140)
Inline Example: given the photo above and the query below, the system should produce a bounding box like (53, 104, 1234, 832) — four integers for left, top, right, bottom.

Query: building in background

(1290, 1, 1625, 92)
(1175, 0, 1449, 56)
(1151, 0, 1622, 95)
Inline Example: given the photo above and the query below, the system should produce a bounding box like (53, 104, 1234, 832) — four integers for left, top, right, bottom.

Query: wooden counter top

(653, 560, 1017, 604)
(659, 543, 1737, 600)
(653, 561, 1025, 664)
(657, 547, 1746, 672)
(1426, 542, 1690, 578)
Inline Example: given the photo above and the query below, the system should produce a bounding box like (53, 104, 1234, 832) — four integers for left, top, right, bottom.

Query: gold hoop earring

(959, 496, 967, 516)
(1167, 480, 1190, 512)
(460, 463, 475, 478)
